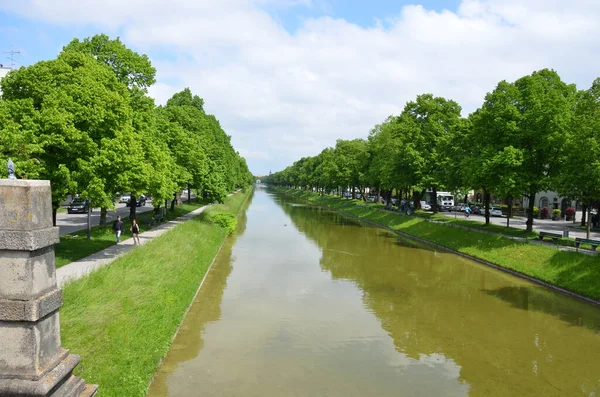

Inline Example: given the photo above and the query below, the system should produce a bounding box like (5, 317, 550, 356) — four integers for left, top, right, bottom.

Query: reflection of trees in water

(147, 192, 253, 396)
(275, 194, 600, 397)
(481, 286, 600, 332)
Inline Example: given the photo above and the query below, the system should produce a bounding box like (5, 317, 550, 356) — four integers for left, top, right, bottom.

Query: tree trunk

(129, 195, 137, 219)
(483, 189, 490, 226)
(412, 189, 420, 210)
(187, 184, 191, 203)
(586, 205, 592, 239)
(99, 207, 108, 226)
(432, 185, 438, 213)
(581, 204, 587, 226)
(506, 195, 512, 228)
(525, 190, 536, 232)
(170, 193, 176, 211)
(52, 204, 58, 227)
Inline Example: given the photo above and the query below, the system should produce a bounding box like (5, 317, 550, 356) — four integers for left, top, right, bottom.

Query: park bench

(538, 231, 562, 243)
(148, 212, 165, 227)
(574, 237, 600, 251)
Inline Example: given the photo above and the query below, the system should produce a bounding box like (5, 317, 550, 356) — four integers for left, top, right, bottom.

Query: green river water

(147, 187, 600, 397)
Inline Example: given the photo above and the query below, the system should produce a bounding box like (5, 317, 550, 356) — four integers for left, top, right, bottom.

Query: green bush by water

(210, 212, 238, 234)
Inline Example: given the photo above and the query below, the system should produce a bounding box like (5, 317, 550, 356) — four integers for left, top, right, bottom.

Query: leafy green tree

(62, 34, 156, 89)
(0, 51, 131, 225)
(556, 79, 600, 238)
(397, 94, 462, 212)
(334, 139, 369, 199)
(63, 34, 160, 221)
(473, 69, 575, 231)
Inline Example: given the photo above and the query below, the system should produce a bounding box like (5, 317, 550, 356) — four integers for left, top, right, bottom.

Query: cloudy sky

(1, 0, 600, 175)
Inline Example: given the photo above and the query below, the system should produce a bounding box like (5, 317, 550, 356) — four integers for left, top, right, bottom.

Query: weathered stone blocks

(0, 180, 97, 396)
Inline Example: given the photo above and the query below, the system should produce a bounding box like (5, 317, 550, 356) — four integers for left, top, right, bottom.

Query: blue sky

(1, 1, 600, 175)
(0, 1, 461, 69)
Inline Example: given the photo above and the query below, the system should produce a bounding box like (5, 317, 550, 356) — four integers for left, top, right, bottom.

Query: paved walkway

(440, 211, 600, 240)
(56, 205, 209, 286)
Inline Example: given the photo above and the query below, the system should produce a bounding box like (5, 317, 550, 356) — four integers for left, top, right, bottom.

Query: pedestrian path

(56, 205, 210, 286)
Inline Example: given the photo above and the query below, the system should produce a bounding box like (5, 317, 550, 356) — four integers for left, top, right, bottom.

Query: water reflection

(147, 188, 600, 397)
(277, 192, 600, 396)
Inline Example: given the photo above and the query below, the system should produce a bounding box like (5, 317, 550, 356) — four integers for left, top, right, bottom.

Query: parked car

(420, 201, 432, 211)
(119, 194, 131, 204)
(126, 195, 146, 207)
(490, 207, 503, 217)
(67, 198, 91, 214)
(472, 205, 482, 215)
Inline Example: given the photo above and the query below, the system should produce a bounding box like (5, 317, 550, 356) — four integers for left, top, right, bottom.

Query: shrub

(533, 206, 540, 217)
(210, 212, 237, 234)
(540, 206, 550, 219)
(552, 209, 561, 218)
(565, 207, 576, 217)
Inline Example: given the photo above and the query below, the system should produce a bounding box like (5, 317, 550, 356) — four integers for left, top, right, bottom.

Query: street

(57, 201, 154, 235)
(438, 210, 600, 239)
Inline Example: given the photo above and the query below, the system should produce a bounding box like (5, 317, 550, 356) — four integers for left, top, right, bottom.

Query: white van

(437, 192, 455, 211)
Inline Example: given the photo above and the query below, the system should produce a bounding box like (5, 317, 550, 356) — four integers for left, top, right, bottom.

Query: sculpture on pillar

(7, 158, 16, 179)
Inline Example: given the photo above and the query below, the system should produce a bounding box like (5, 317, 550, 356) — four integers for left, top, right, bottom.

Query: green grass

(60, 190, 250, 397)
(280, 188, 600, 301)
(55, 200, 208, 268)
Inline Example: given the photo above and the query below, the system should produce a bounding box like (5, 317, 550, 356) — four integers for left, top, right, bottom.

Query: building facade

(0, 66, 11, 95)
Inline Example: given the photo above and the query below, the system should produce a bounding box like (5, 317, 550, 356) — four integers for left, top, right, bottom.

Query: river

(146, 187, 600, 397)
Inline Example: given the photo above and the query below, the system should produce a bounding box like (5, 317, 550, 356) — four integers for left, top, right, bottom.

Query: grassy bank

(55, 200, 208, 268)
(60, 189, 251, 397)
(279, 188, 600, 301)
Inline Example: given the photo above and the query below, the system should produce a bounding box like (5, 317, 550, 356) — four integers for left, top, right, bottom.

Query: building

(521, 191, 577, 213)
(0, 65, 11, 95)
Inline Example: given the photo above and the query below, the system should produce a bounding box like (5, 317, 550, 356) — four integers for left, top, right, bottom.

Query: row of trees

(0, 34, 253, 225)
(263, 69, 600, 235)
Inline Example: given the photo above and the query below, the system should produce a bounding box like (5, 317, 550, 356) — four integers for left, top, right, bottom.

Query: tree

(473, 69, 576, 231)
(63, 34, 159, 221)
(62, 34, 156, 90)
(397, 94, 462, 212)
(556, 78, 600, 238)
(0, 51, 132, 225)
(334, 139, 369, 199)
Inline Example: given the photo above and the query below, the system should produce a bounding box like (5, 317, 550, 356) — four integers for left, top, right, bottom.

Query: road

(57, 201, 154, 235)
(439, 210, 600, 239)
(57, 193, 197, 235)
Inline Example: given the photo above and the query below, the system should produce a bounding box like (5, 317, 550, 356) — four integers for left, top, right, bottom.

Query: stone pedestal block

(0, 180, 97, 396)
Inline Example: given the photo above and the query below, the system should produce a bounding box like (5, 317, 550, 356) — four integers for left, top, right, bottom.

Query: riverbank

(277, 188, 600, 303)
(60, 189, 251, 397)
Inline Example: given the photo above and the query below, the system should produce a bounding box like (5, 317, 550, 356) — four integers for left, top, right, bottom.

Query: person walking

(131, 218, 140, 245)
(112, 215, 124, 244)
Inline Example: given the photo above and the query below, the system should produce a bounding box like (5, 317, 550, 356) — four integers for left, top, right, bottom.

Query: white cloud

(236, 148, 271, 160)
(3, 0, 600, 174)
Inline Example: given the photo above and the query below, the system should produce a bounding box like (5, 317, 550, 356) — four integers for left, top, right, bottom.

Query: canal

(147, 187, 600, 397)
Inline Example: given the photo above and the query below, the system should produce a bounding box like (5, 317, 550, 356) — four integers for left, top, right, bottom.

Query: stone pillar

(0, 180, 97, 396)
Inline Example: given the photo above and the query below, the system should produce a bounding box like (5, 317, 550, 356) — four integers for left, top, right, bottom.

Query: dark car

(67, 198, 91, 214)
(126, 195, 147, 207)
